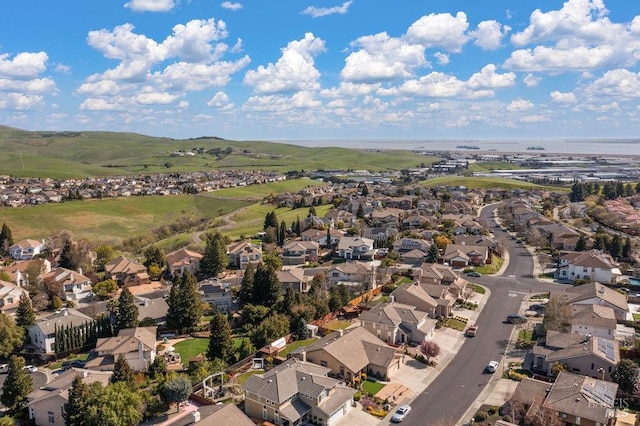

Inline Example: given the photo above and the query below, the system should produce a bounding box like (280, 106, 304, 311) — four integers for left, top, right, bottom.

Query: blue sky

(3, 0, 640, 142)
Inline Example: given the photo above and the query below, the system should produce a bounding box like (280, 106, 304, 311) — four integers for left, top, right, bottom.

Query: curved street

(399, 204, 568, 426)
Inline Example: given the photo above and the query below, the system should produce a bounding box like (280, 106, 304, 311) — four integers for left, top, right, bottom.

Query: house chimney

(301, 350, 307, 362)
(77, 267, 83, 276)
(389, 295, 395, 303)
(191, 410, 201, 423)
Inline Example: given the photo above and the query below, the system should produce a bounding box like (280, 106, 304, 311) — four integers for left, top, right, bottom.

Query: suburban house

(227, 241, 262, 270)
(327, 261, 376, 290)
(324, 209, 356, 229)
(0, 279, 30, 314)
(28, 308, 94, 353)
(359, 301, 436, 345)
(199, 278, 234, 311)
(393, 238, 431, 253)
(39, 267, 92, 301)
(86, 326, 157, 372)
(282, 240, 319, 265)
(571, 304, 617, 339)
(362, 226, 399, 244)
(442, 244, 489, 268)
(390, 281, 438, 318)
(401, 213, 432, 230)
(0, 258, 49, 288)
(399, 249, 427, 266)
(453, 235, 498, 254)
(531, 331, 619, 381)
(336, 236, 374, 261)
(241, 358, 356, 426)
(508, 371, 619, 426)
(412, 262, 468, 298)
(557, 249, 622, 284)
(27, 368, 113, 426)
(277, 268, 310, 293)
(9, 239, 45, 260)
(369, 208, 403, 227)
(104, 255, 150, 287)
(301, 228, 342, 247)
(136, 296, 169, 325)
(301, 327, 403, 383)
(165, 248, 202, 276)
(552, 282, 629, 321)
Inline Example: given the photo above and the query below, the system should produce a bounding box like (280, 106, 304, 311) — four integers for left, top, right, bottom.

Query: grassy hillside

(420, 176, 568, 191)
(0, 126, 437, 178)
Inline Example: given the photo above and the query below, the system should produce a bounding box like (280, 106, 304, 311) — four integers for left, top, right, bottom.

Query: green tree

(250, 313, 290, 349)
(241, 304, 270, 326)
(92, 279, 118, 299)
(575, 235, 587, 251)
(0, 356, 33, 412)
(166, 271, 203, 331)
(278, 220, 286, 246)
(95, 244, 116, 272)
(264, 211, 278, 231)
(199, 232, 228, 278)
(63, 375, 89, 426)
(329, 284, 350, 311)
(237, 263, 255, 305)
(252, 263, 281, 307)
(426, 243, 440, 263)
(59, 239, 79, 270)
(160, 376, 192, 413)
(143, 246, 166, 268)
(15, 293, 35, 329)
(84, 381, 143, 426)
(110, 355, 135, 387)
(0, 223, 14, 256)
(0, 313, 24, 357)
(356, 203, 365, 219)
(237, 338, 256, 361)
(115, 288, 139, 331)
(207, 313, 234, 364)
(296, 317, 309, 340)
(148, 355, 167, 380)
(609, 234, 622, 259)
(613, 359, 640, 395)
(622, 237, 632, 259)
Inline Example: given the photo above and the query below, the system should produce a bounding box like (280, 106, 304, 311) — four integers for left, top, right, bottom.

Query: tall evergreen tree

(264, 211, 278, 230)
(278, 221, 286, 246)
(143, 246, 166, 268)
(115, 288, 139, 331)
(110, 355, 135, 387)
(252, 263, 281, 307)
(0, 355, 33, 412)
(575, 235, 587, 251)
(199, 232, 228, 278)
(63, 375, 89, 426)
(15, 293, 35, 329)
(609, 234, 622, 259)
(426, 243, 440, 264)
(0, 313, 24, 357)
(237, 263, 255, 305)
(58, 239, 78, 270)
(207, 313, 234, 363)
(0, 223, 14, 256)
(356, 203, 365, 219)
(177, 271, 203, 329)
(165, 277, 181, 330)
(623, 237, 632, 259)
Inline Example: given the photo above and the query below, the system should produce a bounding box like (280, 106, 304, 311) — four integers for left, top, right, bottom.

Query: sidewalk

(335, 287, 491, 426)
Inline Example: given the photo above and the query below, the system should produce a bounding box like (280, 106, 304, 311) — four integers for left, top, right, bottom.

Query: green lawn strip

(362, 379, 386, 396)
(322, 320, 353, 331)
(475, 255, 504, 274)
(49, 353, 90, 370)
(633, 313, 640, 322)
(235, 370, 264, 386)
(470, 284, 485, 294)
(518, 329, 535, 344)
(278, 338, 319, 358)
(445, 318, 467, 331)
(173, 338, 209, 365)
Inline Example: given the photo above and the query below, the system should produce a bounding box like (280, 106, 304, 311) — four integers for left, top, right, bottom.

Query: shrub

(508, 370, 528, 381)
(353, 392, 362, 402)
(474, 411, 488, 421)
(502, 415, 512, 423)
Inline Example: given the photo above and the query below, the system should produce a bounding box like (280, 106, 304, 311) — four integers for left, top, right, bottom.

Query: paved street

(398, 204, 567, 426)
(0, 370, 48, 410)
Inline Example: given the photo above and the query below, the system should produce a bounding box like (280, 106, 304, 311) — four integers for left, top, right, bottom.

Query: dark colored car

(507, 314, 527, 324)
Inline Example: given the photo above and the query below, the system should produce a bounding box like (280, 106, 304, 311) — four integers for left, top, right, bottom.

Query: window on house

(591, 363, 594, 370)
(339, 366, 345, 377)
(262, 406, 267, 419)
(274, 411, 279, 424)
(48, 411, 55, 423)
(320, 360, 327, 367)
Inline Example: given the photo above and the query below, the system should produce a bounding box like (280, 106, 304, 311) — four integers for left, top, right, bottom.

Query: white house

(557, 249, 622, 284)
(571, 304, 617, 339)
(86, 327, 157, 372)
(0, 279, 30, 314)
(39, 267, 93, 301)
(28, 309, 93, 353)
(9, 239, 45, 260)
(336, 236, 374, 260)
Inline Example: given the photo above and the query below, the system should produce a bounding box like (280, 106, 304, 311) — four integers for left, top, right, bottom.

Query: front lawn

(633, 313, 640, 322)
(49, 353, 90, 370)
(278, 338, 319, 358)
(518, 329, 535, 344)
(361, 379, 386, 395)
(323, 320, 353, 331)
(470, 283, 485, 294)
(475, 255, 504, 275)
(443, 318, 467, 331)
(173, 338, 209, 363)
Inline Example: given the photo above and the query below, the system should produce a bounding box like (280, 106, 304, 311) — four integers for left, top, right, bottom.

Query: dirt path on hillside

(191, 203, 252, 243)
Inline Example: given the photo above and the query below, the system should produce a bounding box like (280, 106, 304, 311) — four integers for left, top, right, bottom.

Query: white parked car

(485, 361, 499, 373)
(391, 405, 411, 423)
(23, 365, 38, 373)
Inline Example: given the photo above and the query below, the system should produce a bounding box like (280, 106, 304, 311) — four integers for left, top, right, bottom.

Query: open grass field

(420, 176, 568, 191)
(0, 126, 437, 178)
(173, 338, 209, 363)
(202, 178, 326, 201)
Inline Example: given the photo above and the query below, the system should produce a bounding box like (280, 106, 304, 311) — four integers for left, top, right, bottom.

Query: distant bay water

(272, 138, 640, 156)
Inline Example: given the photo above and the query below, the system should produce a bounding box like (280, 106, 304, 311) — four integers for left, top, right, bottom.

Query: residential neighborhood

(0, 164, 639, 426)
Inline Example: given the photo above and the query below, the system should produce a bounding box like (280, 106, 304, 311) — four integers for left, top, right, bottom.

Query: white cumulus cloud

(301, 1, 352, 18)
(405, 12, 469, 52)
(507, 98, 534, 111)
(466, 64, 516, 90)
(221, 2, 243, 11)
(124, 0, 176, 12)
(471, 20, 511, 50)
(550, 91, 577, 104)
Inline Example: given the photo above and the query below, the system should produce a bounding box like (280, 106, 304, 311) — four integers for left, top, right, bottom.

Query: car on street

(391, 405, 411, 423)
(0, 364, 8, 374)
(485, 361, 499, 373)
(466, 271, 481, 277)
(465, 324, 478, 337)
(23, 365, 38, 373)
(507, 314, 527, 324)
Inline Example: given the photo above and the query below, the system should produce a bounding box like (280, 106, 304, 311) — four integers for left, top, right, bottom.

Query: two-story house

(442, 244, 489, 268)
(336, 236, 374, 260)
(9, 239, 45, 260)
(0, 279, 30, 314)
(571, 304, 617, 339)
(39, 267, 93, 301)
(165, 248, 203, 276)
(28, 309, 94, 353)
(393, 238, 431, 253)
(301, 228, 342, 247)
(277, 268, 310, 294)
(552, 282, 629, 321)
(86, 326, 157, 372)
(282, 241, 319, 265)
(326, 261, 376, 290)
(359, 301, 436, 345)
(242, 358, 356, 426)
(227, 241, 262, 270)
(104, 255, 150, 287)
(199, 278, 234, 311)
(557, 249, 622, 284)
